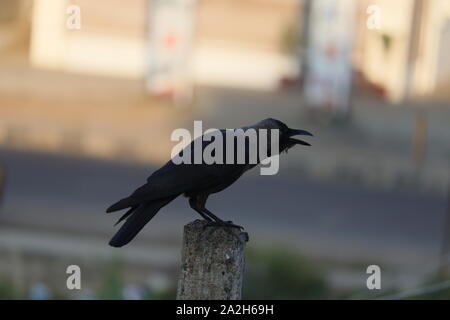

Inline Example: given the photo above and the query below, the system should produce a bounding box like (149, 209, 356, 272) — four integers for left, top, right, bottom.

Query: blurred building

(1, 0, 450, 102)
(28, 0, 299, 91)
(354, 0, 450, 102)
(0, 0, 31, 56)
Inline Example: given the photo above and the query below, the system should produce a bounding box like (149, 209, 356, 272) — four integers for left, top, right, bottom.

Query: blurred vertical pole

(412, 112, 427, 168)
(299, 0, 312, 88)
(404, 0, 427, 100)
(0, 165, 4, 205)
(439, 180, 450, 276)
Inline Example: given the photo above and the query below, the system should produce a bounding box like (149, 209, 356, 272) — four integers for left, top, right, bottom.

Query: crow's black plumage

(106, 118, 312, 247)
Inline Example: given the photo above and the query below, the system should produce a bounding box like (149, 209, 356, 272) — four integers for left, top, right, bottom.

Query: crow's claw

(204, 221, 244, 231)
(225, 222, 244, 230)
(203, 221, 246, 243)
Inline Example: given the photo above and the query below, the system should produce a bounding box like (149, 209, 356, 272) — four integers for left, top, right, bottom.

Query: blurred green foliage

(243, 246, 329, 299)
(408, 273, 450, 300)
(381, 33, 393, 53)
(0, 277, 17, 299)
(0, 246, 330, 300)
(10, 248, 449, 300)
(97, 257, 125, 300)
(143, 284, 177, 300)
(280, 22, 299, 56)
(95, 256, 176, 300)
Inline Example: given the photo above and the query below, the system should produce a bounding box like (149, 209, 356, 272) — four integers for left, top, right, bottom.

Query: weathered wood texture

(177, 220, 248, 300)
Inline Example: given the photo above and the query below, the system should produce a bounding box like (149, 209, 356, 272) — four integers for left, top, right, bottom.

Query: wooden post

(176, 220, 249, 300)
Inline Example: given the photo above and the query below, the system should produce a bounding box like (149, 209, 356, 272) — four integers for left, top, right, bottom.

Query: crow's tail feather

(107, 197, 135, 213)
(109, 195, 178, 247)
(114, 206, 137, 226)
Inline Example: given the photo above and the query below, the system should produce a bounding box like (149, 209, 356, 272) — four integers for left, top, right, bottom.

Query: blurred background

(0, 0, 450, 299)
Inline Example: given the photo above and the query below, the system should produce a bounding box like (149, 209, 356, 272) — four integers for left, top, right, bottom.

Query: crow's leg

(202, 208, 244, 230)
(189, 198, 213, 222)
(196, 194, 244, 230)
(194, 195, 247, 243)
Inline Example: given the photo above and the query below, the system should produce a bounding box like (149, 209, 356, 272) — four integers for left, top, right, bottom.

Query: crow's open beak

(287, 128, 313, 147)
(289, 138, 311, 146)
(288, 128, 313, 137)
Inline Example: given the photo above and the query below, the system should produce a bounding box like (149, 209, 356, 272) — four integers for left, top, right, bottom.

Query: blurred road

(0, 147, 447, 270)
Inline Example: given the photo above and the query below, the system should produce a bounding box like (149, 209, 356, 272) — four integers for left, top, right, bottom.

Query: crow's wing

(106, 161, 245, 212)
(106, 133, 248, 212)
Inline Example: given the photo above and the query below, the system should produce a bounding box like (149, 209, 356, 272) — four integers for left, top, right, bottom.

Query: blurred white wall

(355, 0, 450, 102)
(30, 0, 147, 77)
(29, 0, 299, 91)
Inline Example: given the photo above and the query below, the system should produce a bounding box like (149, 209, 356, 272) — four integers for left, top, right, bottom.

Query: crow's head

(255, 118, 313, 153)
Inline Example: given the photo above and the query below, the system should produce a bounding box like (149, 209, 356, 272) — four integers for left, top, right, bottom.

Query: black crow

(106, 118, 312, 247)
